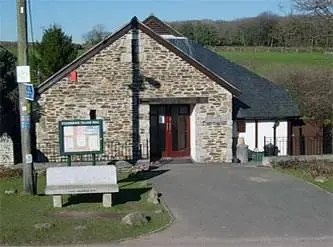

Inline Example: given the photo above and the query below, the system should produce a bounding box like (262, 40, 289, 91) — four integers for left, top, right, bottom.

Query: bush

(0, 166, 22, 178)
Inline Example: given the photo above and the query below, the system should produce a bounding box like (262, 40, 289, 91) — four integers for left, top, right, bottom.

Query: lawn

(0, 170, 171, 245)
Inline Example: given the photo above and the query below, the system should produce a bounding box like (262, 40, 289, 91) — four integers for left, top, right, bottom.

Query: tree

(0, 47, 22, 162)
(83, 24, 110, 47)
(293, 0, 333, 16)
(0, 48, 18, 132)
(171, 21, 219, 46)
(30, 25, 78, 84)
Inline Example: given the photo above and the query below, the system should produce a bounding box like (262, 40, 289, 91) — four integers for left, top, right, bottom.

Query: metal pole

(17, 0, 34, 194)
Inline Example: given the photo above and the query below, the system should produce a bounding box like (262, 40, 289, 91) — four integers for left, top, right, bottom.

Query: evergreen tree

(30, 25, 77, 85)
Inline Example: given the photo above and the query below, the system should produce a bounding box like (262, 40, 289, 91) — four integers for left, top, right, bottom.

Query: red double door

(150, 105, 190, 159)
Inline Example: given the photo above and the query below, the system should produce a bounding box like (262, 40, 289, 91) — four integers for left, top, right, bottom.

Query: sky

(0, 0, 292, 43)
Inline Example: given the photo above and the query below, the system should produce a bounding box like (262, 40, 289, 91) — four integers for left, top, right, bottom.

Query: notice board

(59, 120, 103, 155)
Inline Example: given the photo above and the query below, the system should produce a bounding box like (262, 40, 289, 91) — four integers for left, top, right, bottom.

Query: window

(237, 120, 246, 133)
(90, 110, 96, 120)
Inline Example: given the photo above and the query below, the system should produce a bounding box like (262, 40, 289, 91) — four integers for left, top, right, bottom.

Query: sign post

(59, 120, 104, 166)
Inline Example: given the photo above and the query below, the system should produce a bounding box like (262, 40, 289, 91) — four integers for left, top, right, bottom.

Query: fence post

(300, 136, 305, 155)
(67, 155, 71, 167)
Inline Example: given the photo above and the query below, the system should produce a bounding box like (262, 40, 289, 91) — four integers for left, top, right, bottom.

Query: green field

(220, 51, 332, 66)
(218, 50, 333, 75)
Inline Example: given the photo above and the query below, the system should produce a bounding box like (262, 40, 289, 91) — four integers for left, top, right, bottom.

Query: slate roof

(167, 38, 300, 120)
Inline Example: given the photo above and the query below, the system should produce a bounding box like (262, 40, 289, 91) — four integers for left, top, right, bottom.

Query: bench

(45, 165, 119, 208)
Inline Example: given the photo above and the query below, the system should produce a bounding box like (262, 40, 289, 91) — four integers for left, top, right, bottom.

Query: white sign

(16, 66, 31, 83)
(159, 115, 165, 124)
(25, 154, 32, 163)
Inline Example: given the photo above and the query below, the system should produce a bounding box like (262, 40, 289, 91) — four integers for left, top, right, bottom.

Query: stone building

(35, 16, 299, 163)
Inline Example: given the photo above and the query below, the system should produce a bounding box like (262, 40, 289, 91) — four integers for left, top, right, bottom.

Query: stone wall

(37, 33, 133, 160)
(0, 134, 14, 166)
(262, 154, 333, 167)
(37, 29, 233, 162)
(138, 32, 233, 162)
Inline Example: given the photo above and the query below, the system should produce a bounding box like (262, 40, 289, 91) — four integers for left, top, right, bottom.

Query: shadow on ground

(62, 187, 152, 207)
(118, 169, 169, 183)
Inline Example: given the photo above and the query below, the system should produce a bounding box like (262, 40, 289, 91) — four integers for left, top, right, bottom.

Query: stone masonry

(37, 29, 233, 162)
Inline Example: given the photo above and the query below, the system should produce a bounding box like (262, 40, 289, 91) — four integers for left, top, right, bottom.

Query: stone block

(46, 165, 118, 187)
(102, 193, 112, 207)
(121, 212, 148, 226)
(236, 144, 249, 163)
(53, 195, 62, 208)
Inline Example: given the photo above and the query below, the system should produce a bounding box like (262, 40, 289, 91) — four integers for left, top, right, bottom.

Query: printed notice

(76, 135, 86, 147)
(60, 120, 103, 154)
(64, 137, 74, 152)
(88, 135, 99, 151)
(64, 126, 73, 136)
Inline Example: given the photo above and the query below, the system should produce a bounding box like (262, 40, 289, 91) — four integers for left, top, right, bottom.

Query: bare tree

(83, 24, 110, 47)
(293, 0, 333, 16)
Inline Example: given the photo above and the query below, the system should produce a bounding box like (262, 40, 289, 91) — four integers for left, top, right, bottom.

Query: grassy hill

(217, 49, 332, 120)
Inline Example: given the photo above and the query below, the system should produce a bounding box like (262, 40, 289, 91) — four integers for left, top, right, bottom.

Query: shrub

(274, 159, 333, 178)
(0, 166, 22, 178)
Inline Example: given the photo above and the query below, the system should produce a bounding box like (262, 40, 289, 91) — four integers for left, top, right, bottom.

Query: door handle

(166, 122, 171, 132)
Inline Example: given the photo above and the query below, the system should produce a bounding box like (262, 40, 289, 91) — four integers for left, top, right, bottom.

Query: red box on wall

(69, 70, 77, 81)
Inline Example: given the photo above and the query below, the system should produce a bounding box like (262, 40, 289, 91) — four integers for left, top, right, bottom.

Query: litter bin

(252, 151, 264, 161)
(264, 143, 278, 156)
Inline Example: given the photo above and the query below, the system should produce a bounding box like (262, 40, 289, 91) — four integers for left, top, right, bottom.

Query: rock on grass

(34, 223, 55, 230)
(121, 212, 148, 226)
(147, 188, 159, 204)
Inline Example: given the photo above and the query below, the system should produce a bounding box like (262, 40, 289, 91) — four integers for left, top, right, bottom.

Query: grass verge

(274, 167, 333, 192)
(0, 171, 171, 245)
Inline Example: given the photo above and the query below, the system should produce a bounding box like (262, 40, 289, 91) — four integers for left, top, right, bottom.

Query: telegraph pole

(16, 0, 35, 194)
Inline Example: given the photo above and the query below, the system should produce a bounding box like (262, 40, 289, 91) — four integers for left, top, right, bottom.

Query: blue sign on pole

(25, 83, 34, 101)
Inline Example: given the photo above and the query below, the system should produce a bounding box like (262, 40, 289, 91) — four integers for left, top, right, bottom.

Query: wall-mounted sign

(59, 119, 104, 155)
(206, 115, 227, 123)
(16, 66, 31, 83)
(159, 115, 165, 124)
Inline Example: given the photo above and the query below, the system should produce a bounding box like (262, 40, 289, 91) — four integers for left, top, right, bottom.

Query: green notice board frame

(59, 119, 104, 165)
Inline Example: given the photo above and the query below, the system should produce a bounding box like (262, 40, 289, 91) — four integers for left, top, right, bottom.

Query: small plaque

(206, 115, 227, 123)
(159, 115, 165, 124)
(25, 154, 32, 163)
